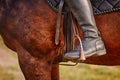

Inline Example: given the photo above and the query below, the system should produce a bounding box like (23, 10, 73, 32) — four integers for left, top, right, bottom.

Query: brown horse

(0, 0, 120, 80)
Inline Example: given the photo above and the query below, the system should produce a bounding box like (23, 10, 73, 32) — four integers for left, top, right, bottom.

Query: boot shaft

(64, 0, 99, 38)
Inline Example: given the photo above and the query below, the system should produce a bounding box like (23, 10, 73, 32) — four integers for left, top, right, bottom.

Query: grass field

(60, 64, 120, 80)
(0, 36, 120, 80)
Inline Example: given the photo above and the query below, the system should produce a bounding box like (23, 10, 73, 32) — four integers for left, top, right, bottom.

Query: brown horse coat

(0, 0, 120, 80)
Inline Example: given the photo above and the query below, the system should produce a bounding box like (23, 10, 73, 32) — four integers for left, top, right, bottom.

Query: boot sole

(85, 49, 106, 58)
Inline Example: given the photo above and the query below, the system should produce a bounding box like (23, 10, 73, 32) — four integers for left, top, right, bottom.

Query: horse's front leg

(51, 64, 59, 80)
(17, 45, 52, 80)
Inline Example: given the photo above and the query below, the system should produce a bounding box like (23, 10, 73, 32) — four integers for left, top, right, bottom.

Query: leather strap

(55, 0, 64, 45)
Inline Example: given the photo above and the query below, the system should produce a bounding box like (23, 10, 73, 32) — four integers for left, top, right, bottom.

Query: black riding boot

(64, 0, 106, 60)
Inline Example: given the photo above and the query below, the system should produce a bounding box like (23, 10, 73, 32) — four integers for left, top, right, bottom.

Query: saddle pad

(46, 0, 120, 15)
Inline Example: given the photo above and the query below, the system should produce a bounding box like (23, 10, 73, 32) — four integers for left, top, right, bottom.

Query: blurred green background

(0, 36, 120, 80)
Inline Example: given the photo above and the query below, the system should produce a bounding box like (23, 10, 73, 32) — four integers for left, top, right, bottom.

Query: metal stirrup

(71, 15, 86, 61)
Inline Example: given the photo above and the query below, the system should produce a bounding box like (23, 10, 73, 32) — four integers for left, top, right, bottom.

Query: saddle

(46, 0, 120, 62)
(47, 0, 120, 15)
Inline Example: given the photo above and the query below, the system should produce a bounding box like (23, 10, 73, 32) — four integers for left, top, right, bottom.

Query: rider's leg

(64, 0, 106, 59)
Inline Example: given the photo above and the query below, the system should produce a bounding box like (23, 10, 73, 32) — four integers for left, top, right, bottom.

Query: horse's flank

(85, 12, 120, 65)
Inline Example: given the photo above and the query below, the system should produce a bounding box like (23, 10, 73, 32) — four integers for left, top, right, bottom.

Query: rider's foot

(64, 0, 107, 61)
(64, 37, 106, 60)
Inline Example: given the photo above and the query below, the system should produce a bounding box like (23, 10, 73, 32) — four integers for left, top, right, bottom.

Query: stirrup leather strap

(55, 0, 64, 45)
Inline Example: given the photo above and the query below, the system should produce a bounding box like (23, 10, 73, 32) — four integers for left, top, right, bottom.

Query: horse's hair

(0, 0, 38, 10)
(0, 0, 18, 18)
(0, 0, 18, 10)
